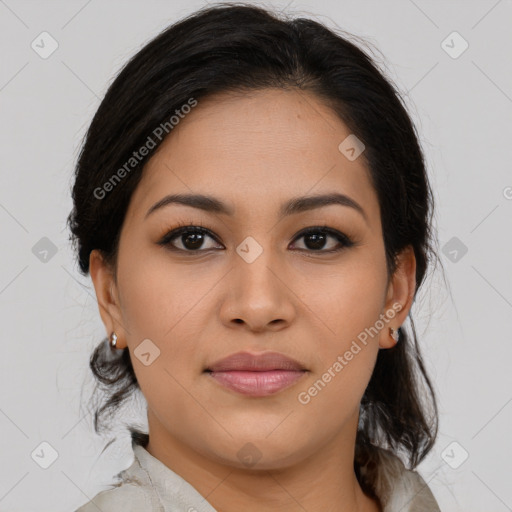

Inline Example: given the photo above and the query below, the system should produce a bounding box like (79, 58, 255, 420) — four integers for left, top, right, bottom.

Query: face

(90, 88, 415, 470)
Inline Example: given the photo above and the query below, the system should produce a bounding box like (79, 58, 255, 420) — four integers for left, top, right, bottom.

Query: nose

(219, 249, 296, 333)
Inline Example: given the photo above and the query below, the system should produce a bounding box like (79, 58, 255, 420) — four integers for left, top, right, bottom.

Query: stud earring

(109, 331, 119, 349)
(389, 327, 400, 345)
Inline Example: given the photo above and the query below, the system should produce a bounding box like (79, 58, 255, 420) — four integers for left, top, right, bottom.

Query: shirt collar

(116, 440, 439, 512)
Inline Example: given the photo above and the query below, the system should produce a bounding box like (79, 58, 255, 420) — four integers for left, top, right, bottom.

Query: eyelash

(157, 220, 356, 255)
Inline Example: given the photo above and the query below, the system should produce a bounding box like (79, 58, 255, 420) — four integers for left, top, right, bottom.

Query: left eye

(158, 226, 354, 253)
(290, 227, 354, 252)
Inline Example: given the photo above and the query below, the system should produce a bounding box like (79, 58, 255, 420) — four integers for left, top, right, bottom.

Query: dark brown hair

(67, 2, 443, 503)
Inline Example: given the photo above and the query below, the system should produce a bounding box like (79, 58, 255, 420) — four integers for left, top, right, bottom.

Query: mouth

(205, 369, 307, 397)
(204, 351, 308, 397)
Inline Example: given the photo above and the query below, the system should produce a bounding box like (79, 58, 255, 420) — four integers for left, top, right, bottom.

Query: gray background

(1, 0, 511, 511)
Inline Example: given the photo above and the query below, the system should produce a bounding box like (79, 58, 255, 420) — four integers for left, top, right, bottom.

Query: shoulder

(74, 482, 154, 512)
(373, 447, 441, 512)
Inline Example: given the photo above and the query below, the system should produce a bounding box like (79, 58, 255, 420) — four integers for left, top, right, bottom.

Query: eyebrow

(145, 192, 368, 223)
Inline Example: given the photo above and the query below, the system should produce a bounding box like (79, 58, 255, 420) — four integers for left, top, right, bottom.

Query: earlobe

(89, 249, 126, 347)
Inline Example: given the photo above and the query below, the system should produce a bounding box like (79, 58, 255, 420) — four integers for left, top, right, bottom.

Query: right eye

(158, 224, 224, 253)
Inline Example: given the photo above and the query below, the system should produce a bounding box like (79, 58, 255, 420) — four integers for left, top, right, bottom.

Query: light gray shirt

(75, 441, 441, 511)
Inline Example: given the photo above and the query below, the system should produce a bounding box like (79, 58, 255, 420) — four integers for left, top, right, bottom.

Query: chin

(202, 434, 309, 472)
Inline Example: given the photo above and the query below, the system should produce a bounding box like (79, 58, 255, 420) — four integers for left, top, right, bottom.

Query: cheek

(292, 256, 386, 392)
(294, 351, 375, 435)
(296, 254, 388, 338)
(117, 245, 212, 339)
(295, 278, 382, 417)
(116, 251, 218, 404)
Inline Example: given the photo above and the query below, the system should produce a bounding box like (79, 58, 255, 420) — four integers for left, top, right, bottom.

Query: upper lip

(206, 351, 307, 372)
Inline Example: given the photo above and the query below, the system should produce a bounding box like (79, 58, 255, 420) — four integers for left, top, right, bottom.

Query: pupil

(183, 233, 204, 249)
(305, 233, 326, 250)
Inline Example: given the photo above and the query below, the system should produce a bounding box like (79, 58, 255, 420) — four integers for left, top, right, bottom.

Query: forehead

(125, 88, 380, 226)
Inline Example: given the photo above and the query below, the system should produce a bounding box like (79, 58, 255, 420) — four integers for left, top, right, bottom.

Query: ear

(89, 249, 128, 349)
(379, 245, 416, 349)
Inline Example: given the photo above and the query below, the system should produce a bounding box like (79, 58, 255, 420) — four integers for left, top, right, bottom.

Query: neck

(145, 409, 381, 512)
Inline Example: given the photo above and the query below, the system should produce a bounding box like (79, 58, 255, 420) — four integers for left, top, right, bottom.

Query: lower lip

(206, 370, 307, 397)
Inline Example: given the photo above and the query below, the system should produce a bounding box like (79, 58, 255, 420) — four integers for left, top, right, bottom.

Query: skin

(90, 88, 416, 512)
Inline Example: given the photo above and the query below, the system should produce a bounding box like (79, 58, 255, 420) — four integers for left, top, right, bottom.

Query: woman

(69, 3, 443, 511)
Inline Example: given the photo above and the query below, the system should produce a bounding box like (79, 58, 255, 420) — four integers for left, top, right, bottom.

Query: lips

(205, 351, 307, 397)
(205, 351, 307, 372)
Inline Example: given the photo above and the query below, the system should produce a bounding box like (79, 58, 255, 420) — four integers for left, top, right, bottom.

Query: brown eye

(290, 227, 354, 253)
(158, 224, 355, 255)
(159, 226, 223, 252)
